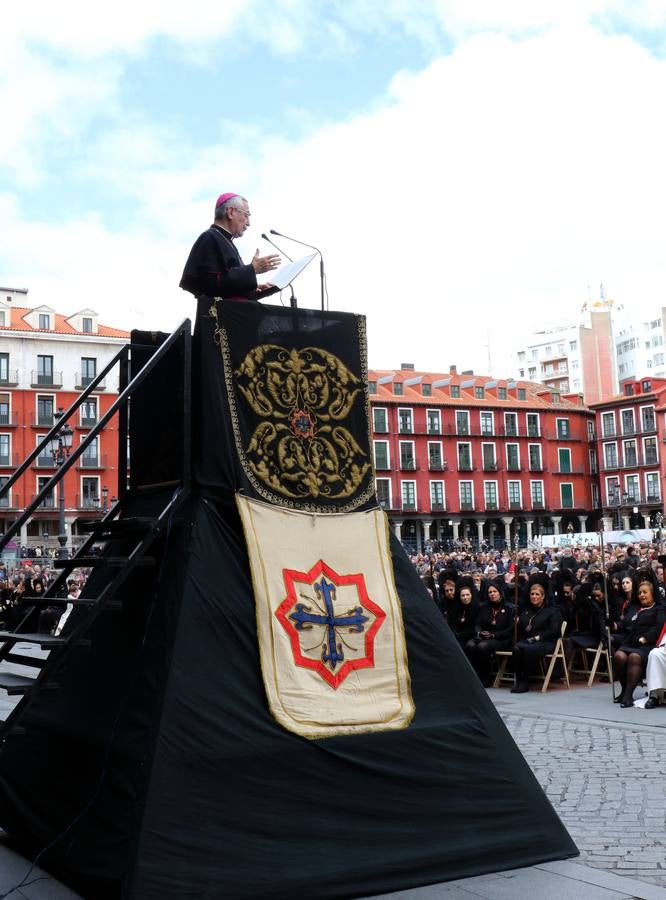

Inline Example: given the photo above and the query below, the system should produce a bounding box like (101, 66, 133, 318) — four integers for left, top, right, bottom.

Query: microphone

(270, 229, 326, 311)
(261, 234, 297, 309)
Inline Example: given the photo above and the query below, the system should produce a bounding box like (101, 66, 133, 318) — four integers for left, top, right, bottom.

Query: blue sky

(4, 1, 666, 375)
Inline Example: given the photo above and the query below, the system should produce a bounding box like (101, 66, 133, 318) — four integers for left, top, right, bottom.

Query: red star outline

(275, 559, 386, 690)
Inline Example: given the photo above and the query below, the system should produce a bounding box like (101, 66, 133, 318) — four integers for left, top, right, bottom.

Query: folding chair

(537, 621, 570, 692)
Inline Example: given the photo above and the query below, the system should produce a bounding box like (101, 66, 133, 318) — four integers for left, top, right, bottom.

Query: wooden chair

(492, 649, 514, 688)
(537, 621, 570, 692)
(569, 640, 612, 687)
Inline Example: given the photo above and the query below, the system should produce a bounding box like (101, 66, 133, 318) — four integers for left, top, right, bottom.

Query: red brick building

(369, 365, 596, 551)
(0, 290, 128, 550)
(589, 375, 666, 531)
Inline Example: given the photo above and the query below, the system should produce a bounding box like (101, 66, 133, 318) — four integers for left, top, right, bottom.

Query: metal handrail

(0, 319, 191, 554)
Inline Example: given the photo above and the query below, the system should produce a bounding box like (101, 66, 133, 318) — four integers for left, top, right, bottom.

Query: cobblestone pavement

(498, 705, 666, 890)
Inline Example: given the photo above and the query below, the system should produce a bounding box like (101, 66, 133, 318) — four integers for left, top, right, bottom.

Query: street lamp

(654, 511, 663, 554)
(102, 485, 109, 511)
(49, 410, 73, 560)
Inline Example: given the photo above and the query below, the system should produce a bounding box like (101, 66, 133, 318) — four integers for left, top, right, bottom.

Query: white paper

(260, 252, 317, 290)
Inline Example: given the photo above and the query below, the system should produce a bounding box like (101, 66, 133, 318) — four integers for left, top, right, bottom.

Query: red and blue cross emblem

(276, 559, 386, 689)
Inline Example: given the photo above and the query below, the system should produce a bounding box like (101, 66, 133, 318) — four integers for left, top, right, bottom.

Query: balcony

(75, 374, 106, 391)
(457, 462, 474, 472)
(482, 461, 498, 471)
(460, 501, 475, 511)
(554, 467, 584, 475)
(509, 501, 523, 510)
(602, 427, 617, 439)
(75, 494, 109, 511)
(528, 463, 545, 472)
(77, 453, 107, 470)
(401, 501, 417, 512)
(30, 412, 56, 428)
(78, 416, 99, 429)
(31, 492, 56, 510)
(0, 412, 18, 427)
(0, 370, 19, 387)
(428, 460, 448, 471)
(484, 501, 498, 510)
(397, 426, 414, 435)
(0, 492, 20, 510)
(426, 426, 442, 436)
(0, 453, 19, 469)
(642, 418, 657, 434)
(430, 502, 446, 512)
(506, 462, 521, 472)
(30, 371, 63, 389)
(399, 458, 417, 471)
(531, 500, 545, 509)
(374, 460, 392, 472)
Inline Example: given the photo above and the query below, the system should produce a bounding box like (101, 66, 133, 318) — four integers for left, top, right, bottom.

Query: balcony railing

(78, 416, 99, 429)
(399, 458, 416, 471)
(430, 502, 446, 512)
(30, 412, 56, 427)
(457, 462, 474, 472)
(75, 374, 106, 391)
(428, 460, 448, 471)
(401, 501, 417, 511)
(506, 461, 521, 471)
(460, 501, 475, 511)
(0, 371, 19, 387)
(0, 412, 18, 427)
(77, 453, 107, 470)
(0, 492, 19, 510)
(482, 461, 498, 471)
(606, 491, 661, 507)
(30, 492, 56, 509)
(30, 371, 63, 388)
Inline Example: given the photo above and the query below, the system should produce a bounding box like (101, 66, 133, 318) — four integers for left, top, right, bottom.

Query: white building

(615, 308, 666, 384)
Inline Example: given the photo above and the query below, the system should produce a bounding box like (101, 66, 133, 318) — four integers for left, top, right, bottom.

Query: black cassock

(179, 224, 258, 299)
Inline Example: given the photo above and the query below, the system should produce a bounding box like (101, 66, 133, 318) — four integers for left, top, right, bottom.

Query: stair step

(21, 596, 98, 607)
(0, 632, 67, 647)
(5, 652, 46, 669)
(53, 556, 155, 570)
(78, 517, 159, 536)
(0, 673, 38, 695)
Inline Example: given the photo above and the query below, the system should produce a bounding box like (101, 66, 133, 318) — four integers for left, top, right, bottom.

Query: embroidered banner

(208, 301, 375, 512)
(237, 494, 414, 738)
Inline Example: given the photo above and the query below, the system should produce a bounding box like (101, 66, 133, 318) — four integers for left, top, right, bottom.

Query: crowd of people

(0, 559, 89, 635)
(411, 540, 666, 707)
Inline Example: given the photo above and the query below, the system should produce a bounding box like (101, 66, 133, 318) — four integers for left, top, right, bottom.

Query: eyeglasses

(231, 207, 251, 218)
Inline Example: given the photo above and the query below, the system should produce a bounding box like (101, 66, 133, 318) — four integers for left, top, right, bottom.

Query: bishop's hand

(252, 249, 281, 274)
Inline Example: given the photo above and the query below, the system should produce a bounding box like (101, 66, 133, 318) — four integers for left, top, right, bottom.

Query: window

(560, 483, 574, 508)
(530, 480, 544, 508)
(428, 442, 443, 470)
(421, 383, 431, 397)
(368, 381, 377, 394)
(642, 380, 652, 392)
(621, 408, 635, 434)
(475, 387, 484, 399)
(482, 443, 496, 470)
(504, 412, 518, 436)
(556, 417, 570, 439)
(398, 408, 413, 434)
(376, 478, 391, 509)
(623, 439, 637, 467)
(601, 412, 615, 438)
(426, 409, 441, 434)
(591, 482, 600, 507)
(506, 443, 520, 471)
(401, 481, 416, 510)
(625, 474, 639, 501)
(38, 313, 50, 329)
(0, 475, 9, 508)
(399, 441, 415, 469)
(589, 448, 598, 474)
(518, 351, 526, 361)
(0, 394, 9, 426)
(37, 395, 54, 427)
(526, 413, 540, 437)
(393, 382, 403, 395)
(82, 317, 93, 334)
(644, 437, 658, 466)
(37, 355, 54, 385)
(517, 388, 526, 400)
(606, 476, 620, 505)
(569, 341, 577, 351)
(508, 481, 522, 508)
(36, 435, 52, 467)
(558, 448, 572, 473)
(81, 357, 97, 387)
(603, 443, 618, 468)
(0, 354, 8, 384)
(641, 406, 656, 432)
(459, 481, 473, 510)
(81, 476, 100, 509)
(372, 407, 388, 433)
(373, 441, 390, 470)
(528, 444, 542, 471)
(81, 398, 98, 427)
(480, 411, 494, 435)
(484, 481, 498, 509)
(81, 436, 99, 468)
(0, 434, 9, 466)
(646, 472, 660, 502)
(450, 384, 460, 398)
(37, 475, 55, 509)
(455, 410, 470, 435)
(457, 443, 472, 471)
(497, 387, 507, 400)
(587, 420, 595, 441)
(430, 481, 444, 509)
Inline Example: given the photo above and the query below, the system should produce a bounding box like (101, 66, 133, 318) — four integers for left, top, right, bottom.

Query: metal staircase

(0, 319, 192, 740)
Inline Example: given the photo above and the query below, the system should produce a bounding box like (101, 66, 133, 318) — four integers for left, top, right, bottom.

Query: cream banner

(236, 495, 414, 739)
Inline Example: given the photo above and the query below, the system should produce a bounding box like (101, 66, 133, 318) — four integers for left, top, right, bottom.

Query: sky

(3, 1, 666, 377)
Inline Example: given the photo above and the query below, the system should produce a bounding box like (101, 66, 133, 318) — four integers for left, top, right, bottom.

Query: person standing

(179, 192, 280, 301)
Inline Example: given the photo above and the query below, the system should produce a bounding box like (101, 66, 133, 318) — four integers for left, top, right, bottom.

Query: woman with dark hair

(613, 579, 666, 708)
(510, 576, 563, 694)
(617, 571, 636, 618)
(448, 577, 480, 648)
(465, 579, 514, 687)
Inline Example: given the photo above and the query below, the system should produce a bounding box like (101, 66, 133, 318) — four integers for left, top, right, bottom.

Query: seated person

(465, 579, 514, 687)
(447, 578, 480, 648)
(510, 576, 563, 694)
(613, 579, 666, 708)
(643, 621, 666, 709)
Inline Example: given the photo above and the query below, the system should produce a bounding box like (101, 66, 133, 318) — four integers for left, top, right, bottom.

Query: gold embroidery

(236, 345, 371, 500)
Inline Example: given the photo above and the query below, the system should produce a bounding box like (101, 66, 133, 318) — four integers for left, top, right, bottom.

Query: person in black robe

(448, 577, 480, 648)
(510, 576, 563, 693)
(613, 579, 666, 707)
(179, 192, 280, 301)
(465, 578, 514, 687)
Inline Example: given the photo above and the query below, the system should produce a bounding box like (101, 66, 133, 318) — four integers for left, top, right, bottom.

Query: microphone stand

(261, 233, 297, 309)
(270, 229, 325, 311)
